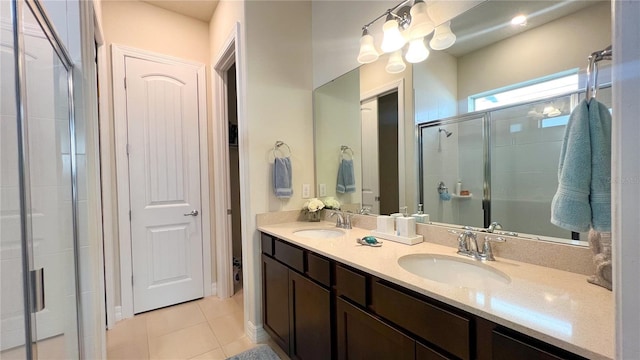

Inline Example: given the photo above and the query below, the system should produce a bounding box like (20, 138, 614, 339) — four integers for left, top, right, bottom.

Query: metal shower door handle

(183, 210, 199, 217)
(30, 268, 45, 312)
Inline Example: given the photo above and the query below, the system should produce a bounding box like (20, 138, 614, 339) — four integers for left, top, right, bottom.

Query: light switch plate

(302, 184, 311, 198)
(319, 184, 327, 197)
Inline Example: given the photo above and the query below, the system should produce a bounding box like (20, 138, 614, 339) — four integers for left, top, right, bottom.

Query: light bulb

(429, 21, 456, 50)
(409, 1, 435, 39)
(386, 50, 406, 73)
(511, 14, 527, 26)
(381, 17, 406, 53)
(405, 38, 430, 63)
(357, 31, 379, 64)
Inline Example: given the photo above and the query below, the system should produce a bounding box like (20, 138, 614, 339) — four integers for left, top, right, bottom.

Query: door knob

(183, 210, 199, 216)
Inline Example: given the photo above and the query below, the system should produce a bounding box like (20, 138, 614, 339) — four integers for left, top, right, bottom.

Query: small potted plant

(302, 198, 325, 222)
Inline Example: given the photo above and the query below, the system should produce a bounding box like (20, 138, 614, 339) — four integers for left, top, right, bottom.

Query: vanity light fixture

(381, 11, 408, 53)
(542, 105, 562, 117)
(386, 50, 407, 73)
(357, 0, 456, 71)
(429, 21, 456, 50)
(357, 27, 379, 64)
(405, 38, 430, 63)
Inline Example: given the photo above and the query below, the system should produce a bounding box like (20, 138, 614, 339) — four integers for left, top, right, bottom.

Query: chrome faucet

(448, 230, 506, 261)
(456, 230, 481, 259)
(331, 210, 352, 229)
(486, 222, 502, 233)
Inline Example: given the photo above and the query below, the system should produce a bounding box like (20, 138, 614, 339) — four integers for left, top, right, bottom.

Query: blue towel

(551, 99, 611, 232)
(336, 159, 356, 193)
(588, 100, 611, 232)
(274, 157, 292, 198)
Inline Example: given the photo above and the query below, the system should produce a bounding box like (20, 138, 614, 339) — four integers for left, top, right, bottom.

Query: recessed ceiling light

(511, 14, 527, 26)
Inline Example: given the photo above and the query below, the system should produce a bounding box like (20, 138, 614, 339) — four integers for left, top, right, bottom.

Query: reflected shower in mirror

(313, 0, 611, 244)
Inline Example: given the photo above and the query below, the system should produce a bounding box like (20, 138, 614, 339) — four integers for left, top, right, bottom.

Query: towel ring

(585, 45, 612, 100)
(273, 141, 292, 159)
(340, 145, 354, 160)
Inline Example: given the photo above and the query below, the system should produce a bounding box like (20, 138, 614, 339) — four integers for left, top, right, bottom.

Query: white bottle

(455, 179, 462, 195)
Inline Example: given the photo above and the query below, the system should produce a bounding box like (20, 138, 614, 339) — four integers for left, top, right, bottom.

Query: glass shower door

(1, 1, 80, 358)
(1, 0, 29, 356)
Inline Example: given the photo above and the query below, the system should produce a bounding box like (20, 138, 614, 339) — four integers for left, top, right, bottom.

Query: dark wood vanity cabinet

(261, 232, 587, 360)
(336, 297, 415, 360)
(261, 234, 331, 359)
(261, 254, 290, 352)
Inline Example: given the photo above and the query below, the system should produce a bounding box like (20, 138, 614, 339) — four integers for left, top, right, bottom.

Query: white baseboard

(114, 306, 122, 322)
(246, 321, 269, 343)
(211, 282, 217, 296)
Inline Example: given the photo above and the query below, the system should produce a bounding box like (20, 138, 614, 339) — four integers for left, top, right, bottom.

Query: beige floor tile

(146, 302, 207, 338)
(107, 315, 148, 350)
(0, 345, 27, 359)
(232, 289, 243, 308)
(189, 348, 226, 360)
(197, 296, 241, 322)
(208, 310, 245, 346)
(221, 336, 255, 357)
(107, 341, 150, 360)
(37, 335, 76, 359)
(148, 322, 219, 360)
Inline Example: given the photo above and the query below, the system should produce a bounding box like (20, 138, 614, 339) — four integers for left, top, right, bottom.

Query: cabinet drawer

(261, 233, 273, 256)
(335, 264, 367, 307)
(307, 252, 331, 287)
(492, 329, 587, 360)
(274, 239, 304, 273)
(372, 280, 471, 360)
(417, 341, 451, 360)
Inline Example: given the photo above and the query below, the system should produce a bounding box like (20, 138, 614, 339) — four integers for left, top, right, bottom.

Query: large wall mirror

(313, 0, 611, 244)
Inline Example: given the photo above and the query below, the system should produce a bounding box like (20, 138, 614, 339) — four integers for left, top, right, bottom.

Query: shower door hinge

(124, 77, 127, 89)
(126, 144, 130, 156)
(131, 275, 134, 286)
(129, 210, 131, 221)
(227, 209, 232, 215)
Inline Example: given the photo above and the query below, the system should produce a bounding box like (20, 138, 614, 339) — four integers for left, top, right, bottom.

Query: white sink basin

(398, 254, 511, 288)
(293, 229, 345, 239)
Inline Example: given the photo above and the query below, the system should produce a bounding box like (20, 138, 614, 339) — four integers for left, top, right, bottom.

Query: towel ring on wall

(341, 145, 354, 160)
(585, 45, 612, 100)
(273, 140, 292, 159)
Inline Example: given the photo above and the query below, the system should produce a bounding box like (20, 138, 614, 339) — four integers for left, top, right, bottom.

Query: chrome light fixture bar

(357, 0, 457, 72)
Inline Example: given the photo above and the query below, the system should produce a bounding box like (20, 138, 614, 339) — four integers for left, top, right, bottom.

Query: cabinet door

(289, 271, 331, 360)
(262, 255, 290, 354)
(336, 297, 414, 360)
(492, 329, 586, 360)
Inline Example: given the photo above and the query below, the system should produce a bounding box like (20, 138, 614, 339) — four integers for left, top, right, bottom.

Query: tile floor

(107, 290, 289, 359)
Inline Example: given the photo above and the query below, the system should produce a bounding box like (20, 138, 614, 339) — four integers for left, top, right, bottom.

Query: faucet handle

(482, 236, 506, 261)
(344, 212, 353, 229)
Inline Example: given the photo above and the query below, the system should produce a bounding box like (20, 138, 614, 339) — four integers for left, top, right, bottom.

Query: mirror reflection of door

(361, 91, 399, 215)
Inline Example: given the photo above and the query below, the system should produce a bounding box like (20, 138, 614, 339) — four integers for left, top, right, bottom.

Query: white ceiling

(447, 0, 603, 57)
(141, 0, 219, 22)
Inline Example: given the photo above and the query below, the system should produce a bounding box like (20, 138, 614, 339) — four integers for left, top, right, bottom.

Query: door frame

(212, 23, 243, 299)
(111, 44, 211, 318)
(360, 79, 407, 210)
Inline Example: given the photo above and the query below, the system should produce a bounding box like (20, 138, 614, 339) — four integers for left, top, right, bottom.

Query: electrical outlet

(302, 184, 311, 198)
(319, 183, 327, 197)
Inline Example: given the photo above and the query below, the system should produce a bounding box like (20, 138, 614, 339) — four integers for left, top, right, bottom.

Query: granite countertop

(258, 221, 614, 360)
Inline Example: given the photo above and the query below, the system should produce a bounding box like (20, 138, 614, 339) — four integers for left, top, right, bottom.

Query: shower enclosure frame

(417, 85, 611, 238)
(9, 0, 83, 357)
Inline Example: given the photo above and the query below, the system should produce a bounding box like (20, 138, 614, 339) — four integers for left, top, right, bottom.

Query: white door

(361, 99, 380, 214)
(125, 56, 204, 313)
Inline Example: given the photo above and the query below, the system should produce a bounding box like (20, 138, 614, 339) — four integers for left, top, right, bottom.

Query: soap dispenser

(396, 206, 416, 237)
(412, 204, 430, 224)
